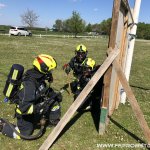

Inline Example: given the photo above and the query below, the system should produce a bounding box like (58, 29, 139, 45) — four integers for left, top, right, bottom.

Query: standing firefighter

(0, 54, 62, 139)
(63, 44, 88, 93)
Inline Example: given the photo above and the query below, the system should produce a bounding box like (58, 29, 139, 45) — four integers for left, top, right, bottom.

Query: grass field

(0, 35, 150, 150)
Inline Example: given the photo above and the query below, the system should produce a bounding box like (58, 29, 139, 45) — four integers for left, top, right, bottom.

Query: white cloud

(93, 8, 99, 12)
(0, 13, 2, 16)
(0, 3, 6, 9)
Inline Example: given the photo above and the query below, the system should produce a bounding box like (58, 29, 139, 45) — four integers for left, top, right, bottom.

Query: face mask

(76, 52, 86, 62)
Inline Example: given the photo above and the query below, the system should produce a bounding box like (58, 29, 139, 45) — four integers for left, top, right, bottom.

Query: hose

(2, 117, 46, 140)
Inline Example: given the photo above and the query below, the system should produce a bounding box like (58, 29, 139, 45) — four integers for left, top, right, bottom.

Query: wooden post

(121, 0, 142, 103)
(99, 0, 121, 134)
(99, 68, 111, 135)
(109, 0, 129, 116)
(39, 49, 119, 150)
(113, 10, 129, 109)
(113, 60, 150, 143)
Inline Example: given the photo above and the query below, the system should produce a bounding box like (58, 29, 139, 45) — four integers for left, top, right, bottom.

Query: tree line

(52, 11, 112, 37)
(14, 9, 150, 39)
(0, 9, 149, 39)
(137, 22, 150, 40)
(52, 11, 150, 40)
(20, 9, 112, 37)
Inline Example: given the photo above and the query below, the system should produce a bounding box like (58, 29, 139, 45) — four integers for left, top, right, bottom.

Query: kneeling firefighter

(63, 44, 88, 93)
(0, 54, 62, 139)
(73, 58, 99, 112)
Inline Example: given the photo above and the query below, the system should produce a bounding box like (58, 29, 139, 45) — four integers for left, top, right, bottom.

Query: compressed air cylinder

(3, 64, 24, 99)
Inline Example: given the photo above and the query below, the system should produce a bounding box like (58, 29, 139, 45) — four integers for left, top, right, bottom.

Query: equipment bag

(3, 64, 24, 100)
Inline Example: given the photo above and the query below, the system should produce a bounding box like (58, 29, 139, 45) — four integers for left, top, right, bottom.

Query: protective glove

(45, 72, 53, 83)
(55, 92, 62, 102)
(34, 102, 49, 114)
(62, 64, 71, 74)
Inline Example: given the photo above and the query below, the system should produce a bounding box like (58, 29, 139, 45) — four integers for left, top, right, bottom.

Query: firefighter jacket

(15, 69, 48, 115)
(68, 57, 86, 79)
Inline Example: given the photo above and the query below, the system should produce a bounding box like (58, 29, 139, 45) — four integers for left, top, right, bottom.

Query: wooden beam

(39, 49, 120, 150)
(113, 60, 150, 143)
(108, 0, 129, 115)
(109, 0, 121, 48)
(113, 10, 129, 110)
(99, 68, 111, 135)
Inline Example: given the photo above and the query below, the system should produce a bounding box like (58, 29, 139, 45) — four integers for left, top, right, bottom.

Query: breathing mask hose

(2, 117, 46, 140)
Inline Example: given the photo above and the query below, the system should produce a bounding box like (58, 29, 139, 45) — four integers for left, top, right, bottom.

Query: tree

(85, 23, 92, 32)
(100, 18, 112, 35)
(91, 23, 101, 33)
(137, 22, 150, 40)
(67, 11, 86, 37)
(53, 19, 63, 32)
(21, 9, 39, 27)
(62, 19, 70, 32)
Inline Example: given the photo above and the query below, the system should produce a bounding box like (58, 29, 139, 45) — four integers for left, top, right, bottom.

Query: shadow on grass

(52, 77, 104, 147)
(52, 110, 86, 146)
(130, 84, 150, 91)
(90, 95, 101, 132)
(52, 102, 101, 146)
(108, 116, 150, 149)
(90, 77, 103, 132)
(54, 103, 100, 143)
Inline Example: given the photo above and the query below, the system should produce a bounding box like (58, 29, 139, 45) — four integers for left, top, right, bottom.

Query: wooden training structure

(99, 0, 150, 143)
(39, 49, 150, 150)
(39, 0, 150, 149)
(99, 0, 130, 135)
(99, 0, 139, 134)
(39, 49, 119, 150)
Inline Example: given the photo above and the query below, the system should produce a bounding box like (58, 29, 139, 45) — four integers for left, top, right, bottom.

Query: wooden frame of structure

(99, 0, 150, 144)
(99, 0, 132, 134)
(39, 48, 150, 150)
(39, 0, 150, 149)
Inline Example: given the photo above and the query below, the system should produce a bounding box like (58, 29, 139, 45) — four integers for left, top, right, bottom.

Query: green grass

(0, 35, 149, 150)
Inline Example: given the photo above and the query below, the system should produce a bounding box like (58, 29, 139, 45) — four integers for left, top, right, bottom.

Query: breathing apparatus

(3, 64, 24, 103)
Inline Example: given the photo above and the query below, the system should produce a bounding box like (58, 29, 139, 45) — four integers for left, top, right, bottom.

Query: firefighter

(0, 54, 62, 139)
(63, 44, 88, 93)
(73, 58, 100, 112)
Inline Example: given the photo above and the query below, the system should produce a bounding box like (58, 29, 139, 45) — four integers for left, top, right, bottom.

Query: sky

(0, 0, 149, 28)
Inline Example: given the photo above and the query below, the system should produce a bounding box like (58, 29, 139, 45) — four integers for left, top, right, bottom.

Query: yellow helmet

(75, 44, 87, 52)
(82, 58, 96, 70)
(33, 54, 57, 74)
